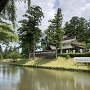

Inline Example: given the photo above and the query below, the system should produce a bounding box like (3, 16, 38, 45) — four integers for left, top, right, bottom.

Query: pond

(0, 64, 90, 90)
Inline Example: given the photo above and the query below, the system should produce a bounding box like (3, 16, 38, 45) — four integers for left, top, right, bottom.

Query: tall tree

(18, 5, 44, 59)
(64, 16, 90, 43)
(44, 8, 64, 58)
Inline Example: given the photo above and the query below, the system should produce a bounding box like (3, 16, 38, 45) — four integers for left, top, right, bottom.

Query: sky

(16, 0, 90, 31)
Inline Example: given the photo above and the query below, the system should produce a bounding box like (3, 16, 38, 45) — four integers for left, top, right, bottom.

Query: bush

(8, 50, 20, 61)
(60, 52, 90, 58)
(65, 54, 70, 59)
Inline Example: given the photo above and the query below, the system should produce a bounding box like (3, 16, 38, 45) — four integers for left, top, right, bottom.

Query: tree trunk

(33, 35, 35, 59)
(56, 43, 58, 59)
(33, 46, 35, 59)
(29, 51, 30, 59)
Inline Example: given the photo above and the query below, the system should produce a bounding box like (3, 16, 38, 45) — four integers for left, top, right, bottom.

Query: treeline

(0, 1, 90, 59)
(17, 5, 90, 59)
(0, 46, 20, 61)
(42, 16, 90, 50)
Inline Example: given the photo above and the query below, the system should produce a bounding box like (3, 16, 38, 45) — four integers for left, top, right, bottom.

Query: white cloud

(59, 0, 90, 22)
(16, 0, 55, 31)
(16, 0, 90, 30)
(31, 0, 55, 31)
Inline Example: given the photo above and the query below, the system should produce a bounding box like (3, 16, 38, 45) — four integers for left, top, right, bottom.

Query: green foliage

(3, 46, 8, 59)
(0, 0, 31, 27)
(18, 5, 44, 58)
(82, 42, 90, 49)
(43, 8, 64, 50)
(8, 49, 20, 61)
(0, 20, 18, 45)
(65, 54, 70, 59)
(60, 52, 90, 57)
(64, 16, 90, 43)
(0, 52, 3, 60)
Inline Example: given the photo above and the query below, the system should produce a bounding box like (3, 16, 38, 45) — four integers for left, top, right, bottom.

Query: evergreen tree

(18, 5, 44, 59)
(44, 8, 64, 58)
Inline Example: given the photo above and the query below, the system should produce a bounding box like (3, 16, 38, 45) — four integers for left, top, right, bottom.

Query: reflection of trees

(17, 68, 90, 90)
(0, 64, 21, 89)
(1, 64, 90, 90)
(0, 65, 20, 83)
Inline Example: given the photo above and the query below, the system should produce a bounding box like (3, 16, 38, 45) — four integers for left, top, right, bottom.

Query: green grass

(10, 57, 90, 71)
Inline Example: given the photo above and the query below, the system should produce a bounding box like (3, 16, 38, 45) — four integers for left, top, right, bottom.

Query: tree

(18, 5, 44, 59)
(44, 8, 64, 58)
(0, 20, 18, 45)
(3, 46, 8, 59)
(0, 45, 3, 59)
(64, 16, 90, 43)
(41, 35, 49, 50)
(8, 48, 20, 61)
(0, 0, 31, 26)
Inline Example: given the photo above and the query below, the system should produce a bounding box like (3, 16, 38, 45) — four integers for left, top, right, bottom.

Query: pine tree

(45, 8, 64, 58)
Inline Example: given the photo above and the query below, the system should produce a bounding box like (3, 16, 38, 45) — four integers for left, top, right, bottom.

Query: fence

(30, 50, 56, 59)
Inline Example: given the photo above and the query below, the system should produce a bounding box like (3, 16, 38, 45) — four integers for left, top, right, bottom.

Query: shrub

(8, 50, 20, 61)
(65, 54, 70, 59)
(60, 52, 90, 58)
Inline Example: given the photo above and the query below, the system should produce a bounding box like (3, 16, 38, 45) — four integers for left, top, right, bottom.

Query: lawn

(10, 57, 90, 72)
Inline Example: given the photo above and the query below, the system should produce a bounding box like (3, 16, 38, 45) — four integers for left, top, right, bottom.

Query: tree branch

(0, 0, 9, 13)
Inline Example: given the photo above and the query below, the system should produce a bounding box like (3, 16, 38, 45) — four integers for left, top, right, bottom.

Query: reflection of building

(48, 37, 84, 53)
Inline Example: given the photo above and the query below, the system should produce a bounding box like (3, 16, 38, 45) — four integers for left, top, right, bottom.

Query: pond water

(0, 64, 90, 90)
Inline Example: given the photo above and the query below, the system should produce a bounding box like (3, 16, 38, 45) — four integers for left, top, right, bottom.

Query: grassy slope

(12, 57, 90, 71)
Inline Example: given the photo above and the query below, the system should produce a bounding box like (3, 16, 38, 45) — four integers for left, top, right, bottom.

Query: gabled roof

(49, 45, 56, 50)
(63, 36, 75, 40)
(62, 36, 76, 44)
(48, 37, 84, 50)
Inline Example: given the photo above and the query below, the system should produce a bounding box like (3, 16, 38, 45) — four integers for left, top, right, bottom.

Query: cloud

(58, 0, 90, 22)
(16, 0, 90, 31)
(31, 0, 55, 31)
(16, 0, 55, 31)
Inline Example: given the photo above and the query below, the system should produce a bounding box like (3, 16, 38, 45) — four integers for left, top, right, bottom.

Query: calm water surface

(0, 64, 90, 90)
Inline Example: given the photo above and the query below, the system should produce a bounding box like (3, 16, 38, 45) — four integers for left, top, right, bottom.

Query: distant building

(61, 37, 84, 53)
(48, 37, 84, 53)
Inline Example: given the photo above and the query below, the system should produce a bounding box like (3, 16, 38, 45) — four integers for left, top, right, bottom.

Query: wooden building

(48, 37, 84, 53)
(61, 37, 84, 53)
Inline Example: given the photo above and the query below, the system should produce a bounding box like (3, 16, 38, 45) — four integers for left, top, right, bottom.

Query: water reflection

(0, 64, 90, 90)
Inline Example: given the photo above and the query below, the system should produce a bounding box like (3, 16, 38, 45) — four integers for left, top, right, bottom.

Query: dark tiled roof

(63, 36, 75, 40)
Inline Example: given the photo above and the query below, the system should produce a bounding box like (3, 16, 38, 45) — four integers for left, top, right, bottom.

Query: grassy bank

(10, 57, 90, 72)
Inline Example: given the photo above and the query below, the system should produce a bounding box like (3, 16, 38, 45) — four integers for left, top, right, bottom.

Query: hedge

(60, 52, 90, 58)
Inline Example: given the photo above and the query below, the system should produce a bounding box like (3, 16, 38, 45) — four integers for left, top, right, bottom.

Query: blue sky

(54, 0, 60, 9)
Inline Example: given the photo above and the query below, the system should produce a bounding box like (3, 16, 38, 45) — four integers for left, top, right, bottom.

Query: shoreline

(8, 57, 90, 73)
(10, 63, 90, 73)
